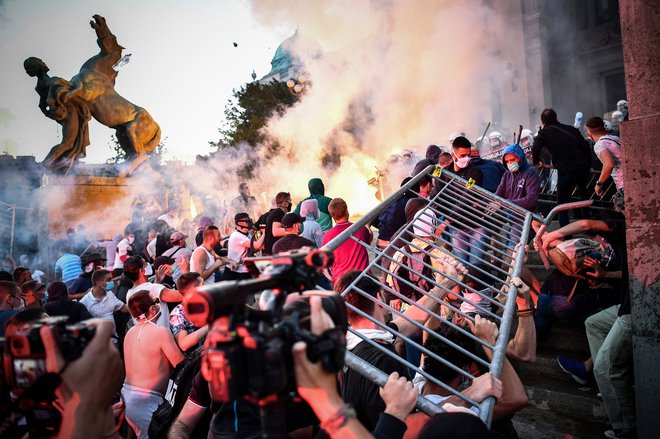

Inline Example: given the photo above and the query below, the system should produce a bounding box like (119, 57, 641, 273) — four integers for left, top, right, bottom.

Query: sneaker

(604, 428, 636, 438)
(556, 354, 589, 385)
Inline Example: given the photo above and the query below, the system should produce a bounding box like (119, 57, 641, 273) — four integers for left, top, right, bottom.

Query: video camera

(183, 249, 348, 438)
(2, 316, 96, 434)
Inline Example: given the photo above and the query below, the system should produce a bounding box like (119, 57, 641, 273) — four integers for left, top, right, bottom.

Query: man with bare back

(122, 290, 184, 439)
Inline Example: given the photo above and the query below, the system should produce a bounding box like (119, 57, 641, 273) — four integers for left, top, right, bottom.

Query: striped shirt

(55, 253, 82, 283)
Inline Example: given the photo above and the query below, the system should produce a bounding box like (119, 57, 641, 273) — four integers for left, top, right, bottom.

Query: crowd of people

(0, 104, 633, 438)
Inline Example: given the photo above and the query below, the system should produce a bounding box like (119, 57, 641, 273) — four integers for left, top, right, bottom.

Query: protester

(43, 281, 93, 324)
(0, 281, 22, 336)
(293, 178, 334, 232)
(68, 250, 107, 299)
(263, 191, 292, 255)
(123, 290, 184, 439)
(54, 242, 82, 287)
(162, 231, 193, 283)
(321, 198, 372, 284)
(113, 226, 136, 276)
(79, 269, 129, 328)
(158, 205, 182, 230)
(375, 177, 414, 250)
(124, 255, 183, 330)
(470, 148, 505, 193)
(225, 213, 264, 281)
(170, 272, 208, 353)
(586, 116, 624, 211)
(20, 280, 46, 308)
(532, 108, 592, 226)
(229, 182, 260, 222)
(299, 198, 324, 248)
(412, 144, 442, 176)
(191, 225, 236, 284)
(272, 213, 316, 254)
(194, 216, 215, 247)
(444, 136, 487, 264)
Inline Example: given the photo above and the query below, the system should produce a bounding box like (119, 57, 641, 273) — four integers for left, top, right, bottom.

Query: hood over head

(425, 145, 441, 164)
(308, 178, 325, 196)
(300, 198, 320, 219)
(501, 144, 529, 171)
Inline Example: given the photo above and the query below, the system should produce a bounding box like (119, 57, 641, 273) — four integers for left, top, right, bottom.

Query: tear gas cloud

(9, 0, 529, 256)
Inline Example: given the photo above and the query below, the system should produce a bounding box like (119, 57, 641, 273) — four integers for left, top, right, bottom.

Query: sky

(0, 0, 296, 163)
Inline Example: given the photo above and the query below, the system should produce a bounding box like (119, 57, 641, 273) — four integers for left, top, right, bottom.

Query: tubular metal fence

(323, 165, 541, 426)
(0, 200, 36, 257)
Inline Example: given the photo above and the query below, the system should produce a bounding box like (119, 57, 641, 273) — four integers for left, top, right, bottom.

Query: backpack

(389, 244, 434, 300)
(548, 238, 604, 279)
(148, 347, 203, 439)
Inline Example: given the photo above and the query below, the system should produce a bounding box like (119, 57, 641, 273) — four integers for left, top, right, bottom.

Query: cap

(412, 209, 437, 237)
(154, 255, 175, 270)
(170, 231, 188, 242)
(198, 216, 214, 229)
(281, 213, 304, 228)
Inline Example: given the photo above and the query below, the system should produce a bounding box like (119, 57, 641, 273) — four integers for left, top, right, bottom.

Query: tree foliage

(212, 80, 299, 149)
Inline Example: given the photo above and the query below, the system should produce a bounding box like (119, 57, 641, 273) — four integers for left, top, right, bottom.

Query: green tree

(212, 80, 299, 150)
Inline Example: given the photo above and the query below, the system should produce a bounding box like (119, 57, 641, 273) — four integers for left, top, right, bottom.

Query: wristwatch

(595, 181, 603, 186)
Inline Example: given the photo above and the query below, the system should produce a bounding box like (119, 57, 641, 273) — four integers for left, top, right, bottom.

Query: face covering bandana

(507, 161, 520, 172)
(455, 156, 470, 169)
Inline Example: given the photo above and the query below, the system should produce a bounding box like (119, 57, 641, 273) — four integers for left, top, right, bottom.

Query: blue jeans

(534, 288, 616, 338)
(450, 227, 488, 265)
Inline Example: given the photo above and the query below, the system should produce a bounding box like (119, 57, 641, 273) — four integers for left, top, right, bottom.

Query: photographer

(224, 213, 265, 281)
(41, 319, 123, 439)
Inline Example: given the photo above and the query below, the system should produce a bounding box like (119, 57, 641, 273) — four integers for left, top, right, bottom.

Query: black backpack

(390, 244, 434, 300)
(148, 347, 203, 438)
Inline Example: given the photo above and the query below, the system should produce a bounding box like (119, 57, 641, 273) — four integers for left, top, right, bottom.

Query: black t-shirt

(188, 370, 318, 437)
(68, 273, 93, 294)
(341, 336, 410, 431)
(42, 300, 93, 324)
(263, 209, 286, 255)
(541, 269, 588, 297)
(271, 234, 316, 254)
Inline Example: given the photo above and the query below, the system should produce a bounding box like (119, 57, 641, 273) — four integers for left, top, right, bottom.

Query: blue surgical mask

(507, 161, 520, 172)
(105, 281, 115, 292)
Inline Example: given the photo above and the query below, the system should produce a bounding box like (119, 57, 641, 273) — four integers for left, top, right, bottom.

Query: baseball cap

(281, 213, 304, 228)
(170, 231, 188, 242)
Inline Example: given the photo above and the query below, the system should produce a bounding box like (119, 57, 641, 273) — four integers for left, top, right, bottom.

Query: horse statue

(25, 15, 161, 176)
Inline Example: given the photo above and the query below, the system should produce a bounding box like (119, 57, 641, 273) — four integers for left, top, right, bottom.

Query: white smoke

(243, 0, 529, 212)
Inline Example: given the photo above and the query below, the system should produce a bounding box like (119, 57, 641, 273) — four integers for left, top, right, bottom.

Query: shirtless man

(190, 226, 235, 285)
(123, 290, 184, 439)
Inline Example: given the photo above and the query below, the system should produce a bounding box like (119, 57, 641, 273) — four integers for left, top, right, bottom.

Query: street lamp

(287, 73, 310, 96)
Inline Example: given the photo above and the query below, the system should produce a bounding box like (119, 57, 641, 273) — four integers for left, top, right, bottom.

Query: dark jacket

(496, 144, 541, 211)
(532, 122, 591, 173)
(412, 145, 442, 176)
(471, 157, 505, 193)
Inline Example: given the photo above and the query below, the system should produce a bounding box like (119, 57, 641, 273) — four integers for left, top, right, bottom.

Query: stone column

(618, 1, 660, 436)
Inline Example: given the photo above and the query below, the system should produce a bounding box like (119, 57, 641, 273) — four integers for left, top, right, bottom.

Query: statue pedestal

(41, 175, 138, 240)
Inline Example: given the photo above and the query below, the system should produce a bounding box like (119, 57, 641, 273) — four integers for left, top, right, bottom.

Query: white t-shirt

(114, 238, 132, 270)
(413, 372, 479, 415)
(126, 282, 170, 330)
(147, 238, 157, 260)
(594, 135, 624, 190)
(227, 230, 251, 273)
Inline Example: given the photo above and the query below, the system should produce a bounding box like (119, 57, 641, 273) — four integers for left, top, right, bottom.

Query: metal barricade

(322, 165, 536, 426)
(537, 168, 615, 211)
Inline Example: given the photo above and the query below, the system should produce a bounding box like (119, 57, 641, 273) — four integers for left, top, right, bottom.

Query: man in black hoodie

(532, 108, 592, 226)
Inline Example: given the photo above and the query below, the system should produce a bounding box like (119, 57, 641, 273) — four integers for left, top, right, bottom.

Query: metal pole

(9, 205, 15, 257)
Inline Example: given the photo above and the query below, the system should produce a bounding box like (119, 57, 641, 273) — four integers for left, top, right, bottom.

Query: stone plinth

(619, 0, 660, 436)
(41, 175, 138, 240)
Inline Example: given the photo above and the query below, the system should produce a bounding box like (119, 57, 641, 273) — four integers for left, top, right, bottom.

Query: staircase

(511, 247, 609, 438)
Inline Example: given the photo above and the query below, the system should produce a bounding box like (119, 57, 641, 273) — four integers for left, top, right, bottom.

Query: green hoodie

(293, 178, 333, 231)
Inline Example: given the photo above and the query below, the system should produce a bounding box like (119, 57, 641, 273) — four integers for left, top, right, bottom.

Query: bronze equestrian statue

(25, 15, 161, 176)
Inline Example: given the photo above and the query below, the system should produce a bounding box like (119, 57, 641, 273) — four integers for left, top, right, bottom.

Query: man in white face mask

(447, 136, 483, 187)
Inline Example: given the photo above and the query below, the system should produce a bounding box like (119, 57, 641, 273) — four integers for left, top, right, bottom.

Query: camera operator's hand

(380, 372, 417, 422)
(41, 319, 124, 439)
